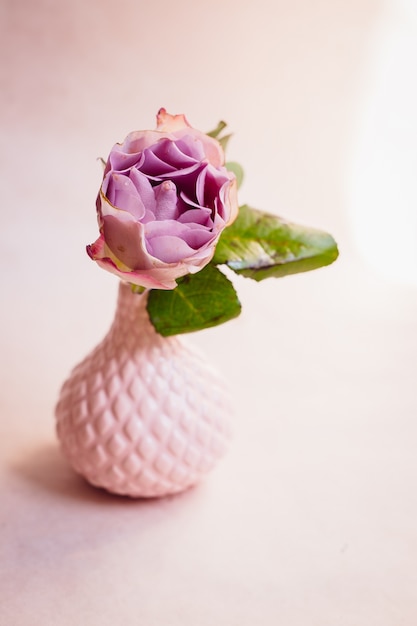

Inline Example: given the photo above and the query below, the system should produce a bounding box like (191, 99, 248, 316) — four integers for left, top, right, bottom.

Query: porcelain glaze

(55, 282, 232, 497)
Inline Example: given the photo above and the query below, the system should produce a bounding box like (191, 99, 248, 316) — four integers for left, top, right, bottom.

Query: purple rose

(87, 109, 238, 289)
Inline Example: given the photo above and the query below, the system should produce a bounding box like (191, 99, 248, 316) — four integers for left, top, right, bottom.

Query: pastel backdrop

(1, 1, 417, 624)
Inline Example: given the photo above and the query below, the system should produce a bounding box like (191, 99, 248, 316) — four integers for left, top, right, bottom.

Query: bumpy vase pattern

(55, 282, 232, 497)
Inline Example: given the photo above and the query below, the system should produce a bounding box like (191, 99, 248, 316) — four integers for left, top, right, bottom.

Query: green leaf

(207, 120, 227, 139)
(207, 121, 236, 156)
(131, 284, 146, 294)
(225, 161, 244, 188)
(218, 133, 232, 152)
(213, 205, 339, 280)
(147, 264, 242, 336)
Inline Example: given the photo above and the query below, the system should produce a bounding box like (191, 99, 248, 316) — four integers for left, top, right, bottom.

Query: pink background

(2, 0, 417, 623)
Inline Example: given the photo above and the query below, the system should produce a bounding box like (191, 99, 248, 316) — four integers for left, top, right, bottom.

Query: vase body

(55, 283, 232, 498)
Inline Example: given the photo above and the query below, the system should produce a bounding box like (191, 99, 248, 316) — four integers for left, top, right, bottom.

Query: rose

(87, 108, 238, 290)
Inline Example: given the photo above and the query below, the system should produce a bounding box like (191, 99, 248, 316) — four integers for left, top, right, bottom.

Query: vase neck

(112, 282, 154, 338)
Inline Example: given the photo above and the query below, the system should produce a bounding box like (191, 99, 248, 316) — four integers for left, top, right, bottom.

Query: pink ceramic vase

(55, 282, 232, 497)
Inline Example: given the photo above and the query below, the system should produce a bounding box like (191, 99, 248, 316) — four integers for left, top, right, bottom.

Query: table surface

(2, 1, 417, 624)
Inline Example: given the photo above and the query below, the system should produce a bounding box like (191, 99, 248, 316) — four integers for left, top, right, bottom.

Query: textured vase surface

(55, 282, 232, 497)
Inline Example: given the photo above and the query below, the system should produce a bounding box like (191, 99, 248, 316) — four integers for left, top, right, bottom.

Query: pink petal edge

(156, 108, 191, 132)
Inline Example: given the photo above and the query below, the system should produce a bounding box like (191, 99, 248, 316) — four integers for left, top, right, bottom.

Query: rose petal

(146, 235, 196, 264)
(175, 137, 206, 162)
(89, 110, 238, 289)
(87, 237, 178, 289)
(156, 163, 205, 205)
(196, 164, 230, 208)
(102, 172, 148, 221)
(99, 191, 139, 222)
(157, 109, 224, 167)
(102, 215, 150, 270)
(172, 127, 224, 168)
(182, 227, 215, 249)
(156, 108, 190, 132)
(144, 219, 187, 241)
(150, 139, 204, 170)
(220, 176, 239, 225)
(177, 205, 213, 226)
(137, 146, 178, 177)
(154, 181, 179, 221)
(152, 137, 203, 166)
(105, 131, 165, 173)
(129, 168, 156, 215)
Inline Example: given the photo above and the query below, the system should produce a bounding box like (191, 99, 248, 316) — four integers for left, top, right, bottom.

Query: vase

(55, 282, 232, 498)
